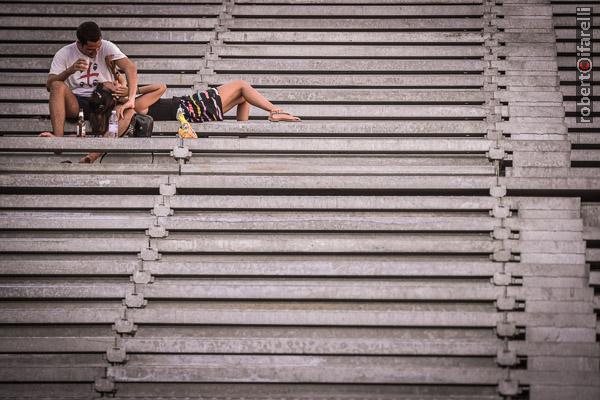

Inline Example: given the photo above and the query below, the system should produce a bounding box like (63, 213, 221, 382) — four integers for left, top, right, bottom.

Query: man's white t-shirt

(49, 40, 126, 97)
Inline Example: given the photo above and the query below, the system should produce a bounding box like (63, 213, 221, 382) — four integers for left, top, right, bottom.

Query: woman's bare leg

(236, 100, 249, 121)
(218, 80, 275, 113)
(217, 80, 299, 121)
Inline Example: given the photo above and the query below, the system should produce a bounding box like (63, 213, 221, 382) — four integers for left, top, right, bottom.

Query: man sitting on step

(40, 21, 143, 139)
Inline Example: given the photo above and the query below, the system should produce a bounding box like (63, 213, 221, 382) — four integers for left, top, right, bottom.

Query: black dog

(88, 82, 116, 136)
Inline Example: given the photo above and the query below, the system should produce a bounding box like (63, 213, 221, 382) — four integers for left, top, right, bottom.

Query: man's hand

(117, 98, 135, 119)
(70, 58, 89, 74)
(113, 85, 129, 98)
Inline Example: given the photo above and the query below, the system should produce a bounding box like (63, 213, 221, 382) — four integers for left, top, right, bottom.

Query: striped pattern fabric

(177, 88, 223, 123)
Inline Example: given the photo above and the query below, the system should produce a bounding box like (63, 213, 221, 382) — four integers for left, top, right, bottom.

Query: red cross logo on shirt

(79, 63, 99, 86)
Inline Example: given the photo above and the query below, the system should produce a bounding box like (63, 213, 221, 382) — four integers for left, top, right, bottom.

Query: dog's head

(88, 82, 116, 135)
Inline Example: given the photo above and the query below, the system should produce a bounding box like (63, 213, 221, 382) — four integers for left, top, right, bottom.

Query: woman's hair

(76, 21, 101, 45)
(88, 83, 116, 135)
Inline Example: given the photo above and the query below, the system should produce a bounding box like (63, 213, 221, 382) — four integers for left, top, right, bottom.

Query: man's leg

(42, 81, 79, 137)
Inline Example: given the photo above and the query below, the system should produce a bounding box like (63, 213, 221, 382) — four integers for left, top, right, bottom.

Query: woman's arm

(134, 83, 167, 114)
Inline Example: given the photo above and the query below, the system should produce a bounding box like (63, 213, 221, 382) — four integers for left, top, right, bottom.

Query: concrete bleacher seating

(0, 0, 599, 399)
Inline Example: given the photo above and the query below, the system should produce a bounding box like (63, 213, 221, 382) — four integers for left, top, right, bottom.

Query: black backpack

(127, 114, 154, 137)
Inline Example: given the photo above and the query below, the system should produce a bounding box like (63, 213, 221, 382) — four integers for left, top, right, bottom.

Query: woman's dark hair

(88, 83, 116, 135)
(76, 21, 101, 45)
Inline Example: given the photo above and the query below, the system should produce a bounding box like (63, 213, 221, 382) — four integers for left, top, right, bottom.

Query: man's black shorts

(75, 95, 91, 120)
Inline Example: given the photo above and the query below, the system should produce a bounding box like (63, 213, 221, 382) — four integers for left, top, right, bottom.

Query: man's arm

(114, 57, 138, 118)
(46, 58, 88, 92)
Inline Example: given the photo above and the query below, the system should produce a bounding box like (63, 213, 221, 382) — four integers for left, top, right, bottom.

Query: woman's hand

(118, 98, 135, 119)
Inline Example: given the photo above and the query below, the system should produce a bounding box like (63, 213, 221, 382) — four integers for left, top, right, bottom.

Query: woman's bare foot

(268, 109, 301, 122)
(39, 131, 56, 137)
(79, 152, 103, 164)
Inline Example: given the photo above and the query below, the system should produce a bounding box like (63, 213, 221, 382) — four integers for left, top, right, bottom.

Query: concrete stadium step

(565, 118, 600, 129)
(214, 44, 487, 58)
(0, 3, 223, 15)
(0, 383, 501, 400)
(554, 16, 599, 28)
(236, 89, 488, 104)
(0, 325, 500, 355)
(183, 162, 494, 175)
(0, 257, 138, 275)
(0, 153, 170, 165)
(0, 211, 499, 231)
(0, 87, 189, 102)
(219, 31, 484, 44)
(0, 43, 208, 57)
(204, 73, 485, 87)
(0, 280, 131, 299)
(0, 72, 196, 86)
(0, 302, 123, 324)
(0, 29, 214, 43)
(558, 56, 600, 69)
(225, 17, 485, 30)
(0, 173, 497, 194)
(0, 355, 105, 382)
(0, 278, 502, 302)
(139, 279, 503, 301)
(555, 29, 600, 40)
(0, 16, 218, 29)
(0, 137, 497, 153)
(130, 301, 500, 327)
(152, 232, 500, 253)
(147, 256, 501, 278)
(0, 325, 114, 352)
(0, 254, 501, 278)
(28, 0, 223, 2)
(169, 175, 497, 192)
(0, 88, 488, 103)
(231, 4, 484, 17)
(0, 119, 490, 137)
(572, 150, 600, 164)
(0, 174, 168, 193)
(1, 103, 491, 120)
(0, 57, 204, 72)
(223, 105, 489, 120)
(162, 211, 499, 231)
(207, 59, 486, 73)
(123, 328, 500, 356)
(0, 161, 495, 176)
(0, 194, 498, 211)
(107, 354, 501, 384)
(558, 74, 599, 87)
(235, 0, 483, 3)
(507, 167, 600, 179)
(0, 235, 149, 253)
(563, 102, 600, 114)
(0, 211, 155, 230)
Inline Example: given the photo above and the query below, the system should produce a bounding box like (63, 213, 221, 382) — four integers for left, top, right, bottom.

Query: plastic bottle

(76, 108, 85, 137)
(108, 110, 118, 138)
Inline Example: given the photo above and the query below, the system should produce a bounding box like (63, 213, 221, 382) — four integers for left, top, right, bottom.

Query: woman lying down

(79, 79, 301, 163)
(105, 79, 301, 138)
